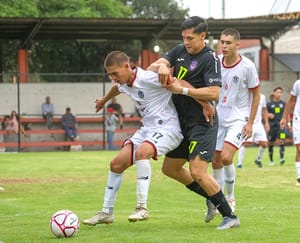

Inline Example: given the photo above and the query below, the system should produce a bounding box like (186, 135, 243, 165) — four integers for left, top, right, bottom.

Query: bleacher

(0, 115, 141, 152)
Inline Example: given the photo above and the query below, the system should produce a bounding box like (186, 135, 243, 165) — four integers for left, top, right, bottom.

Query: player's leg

(279, 129, 286, 165)
(190, 156, 240, 229)
(237, 145, 246, 168)
(268, 128, 276, 165)
(83, 144, 133, 226)
(293, 127, 300, 185)
(128, 141, 153, 222)
(221, 142, 238, 212)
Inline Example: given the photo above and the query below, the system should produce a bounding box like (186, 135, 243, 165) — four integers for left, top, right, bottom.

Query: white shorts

(293, 126, 300, 145)
(245, 122, 267, 143)
(124, 126, 183, 160)
(216, 121, 245, 151)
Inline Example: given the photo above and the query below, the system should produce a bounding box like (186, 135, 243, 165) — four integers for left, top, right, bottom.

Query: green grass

(0, 147, 299, 243)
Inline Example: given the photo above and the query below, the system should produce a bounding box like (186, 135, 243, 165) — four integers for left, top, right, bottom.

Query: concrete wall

(0, 82, 137, 117)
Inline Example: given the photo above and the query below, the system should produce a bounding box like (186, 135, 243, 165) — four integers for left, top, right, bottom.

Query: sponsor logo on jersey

(138, 90, 144, 98)
(190, 61, 198, 71)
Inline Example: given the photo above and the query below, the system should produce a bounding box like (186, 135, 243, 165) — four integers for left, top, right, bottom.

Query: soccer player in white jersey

(237, 94, 270, 168)
(83, 51, 183, 226)
(206, 28, 260, 220)
(280, 79, 300, 186)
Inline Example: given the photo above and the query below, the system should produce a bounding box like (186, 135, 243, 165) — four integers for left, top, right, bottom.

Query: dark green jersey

(267, 99, 286, 126)
(164, 44, 221, 129)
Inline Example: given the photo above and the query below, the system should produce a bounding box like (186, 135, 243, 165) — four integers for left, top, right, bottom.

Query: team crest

(138, 90, 144, 99)
(190, 61, 198, 71)
(232, 75, 239, 83)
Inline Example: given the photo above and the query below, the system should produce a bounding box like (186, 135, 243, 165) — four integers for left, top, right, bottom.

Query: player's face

(182, 28, 205, 55)
(220, 34, 240, 57)
(106, 63, 132, 84)
(273, 89, 282, 100)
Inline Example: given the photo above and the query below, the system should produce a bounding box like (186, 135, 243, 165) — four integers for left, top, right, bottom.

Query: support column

(18, 49, 29, 83)
(141, 49, 159, 69)
(259, 48, 269, 81)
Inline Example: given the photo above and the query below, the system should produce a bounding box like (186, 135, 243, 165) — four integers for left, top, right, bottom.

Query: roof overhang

(273, 53, 300, 72)
(0, 13, 299, 48)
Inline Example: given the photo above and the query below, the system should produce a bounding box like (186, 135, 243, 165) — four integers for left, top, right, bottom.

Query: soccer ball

(50, 209, 80, 238)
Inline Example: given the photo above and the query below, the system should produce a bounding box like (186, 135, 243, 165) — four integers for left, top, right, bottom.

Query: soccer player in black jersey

(148, 16, 240, 229)
(267, 86, 286, 165)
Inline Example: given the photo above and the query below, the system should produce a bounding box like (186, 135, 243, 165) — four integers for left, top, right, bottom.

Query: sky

(178, 0, 300, 19)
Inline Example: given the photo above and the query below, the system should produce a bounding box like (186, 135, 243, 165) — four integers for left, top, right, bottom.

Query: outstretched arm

(95, 84, 121, 113)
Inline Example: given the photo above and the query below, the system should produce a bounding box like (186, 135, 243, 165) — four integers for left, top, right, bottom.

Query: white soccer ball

(50, 209, 80, 238)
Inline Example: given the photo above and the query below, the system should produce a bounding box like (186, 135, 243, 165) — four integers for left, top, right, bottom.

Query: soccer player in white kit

(83, 51, 183, 226)
(280, 79, 300, 186)
(206, 28, 260, 219)
(237, 94, 270, 168)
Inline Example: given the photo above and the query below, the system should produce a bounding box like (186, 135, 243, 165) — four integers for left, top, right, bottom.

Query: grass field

(0, 146, 299, 243)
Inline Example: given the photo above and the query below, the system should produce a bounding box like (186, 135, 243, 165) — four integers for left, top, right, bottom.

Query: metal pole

(17, 73, 21, 152)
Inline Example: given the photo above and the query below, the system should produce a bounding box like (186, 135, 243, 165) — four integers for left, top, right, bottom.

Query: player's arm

(95, 84, 121, 113)
(147, 58, 172, 86)
(170, 78, 219, 101)
(280, 94, 296, 129)
(242, 87, 260, 139)
(262, 106, 270, 133)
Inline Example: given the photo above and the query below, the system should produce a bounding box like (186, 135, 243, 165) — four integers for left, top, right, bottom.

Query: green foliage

(0, 147, 299, 242)
(37, 0, 132, 17)
(129, 0, 188, 19)
(0, 0, 39, 17)
(0, 0, 188, 81)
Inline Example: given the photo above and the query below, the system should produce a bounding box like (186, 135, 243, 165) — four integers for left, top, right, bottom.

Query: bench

(0, 115, 141, 151)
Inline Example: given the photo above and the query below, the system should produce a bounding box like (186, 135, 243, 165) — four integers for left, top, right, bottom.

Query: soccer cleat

(128, 206, 149, 222)
(280, 159, 285, 165)
(236, 164, 243, 169)
(254, 159, 263, 168)
(296, 178, 300, 187)
(205, 199, 217, 223)
(217, 216, 240, 230)
(226, 198, 236, 213)
(269, 161, 274, 166)
(82, 211, 114, 226)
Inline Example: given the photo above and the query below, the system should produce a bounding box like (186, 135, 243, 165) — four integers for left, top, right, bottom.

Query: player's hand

(158, 65, 171, 86)
(201, 102, 215, 126)
(242, 123, 253, 140)
(95, 98, 105, 113)
(166, 77, 182, 93)
(280, 118, 286, 130)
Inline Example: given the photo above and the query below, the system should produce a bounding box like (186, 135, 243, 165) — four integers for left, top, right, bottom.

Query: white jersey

(254, 94, 266, 125)
(118, 67, 183, 158)
(118, 67, 181, 131)
(217, 54, 260, 126)
(245, 94, 268, 143)
(291, 79, 300, 128)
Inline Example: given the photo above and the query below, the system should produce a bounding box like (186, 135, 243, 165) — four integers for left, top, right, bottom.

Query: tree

(128, 0, 188, 19)
(0, 0, 188, 82)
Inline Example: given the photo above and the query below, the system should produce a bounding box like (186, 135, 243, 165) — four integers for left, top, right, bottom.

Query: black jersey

(164, 44, 222, 129)
(266, 99, 286, 126)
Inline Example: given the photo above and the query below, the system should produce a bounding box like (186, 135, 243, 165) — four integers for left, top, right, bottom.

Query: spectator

(107, 97, 124, 129)
(42, 96, 55, 129)
(3, 111, 26, 152)
(61, 107, 77, 141)
(105, 107, 119, 150)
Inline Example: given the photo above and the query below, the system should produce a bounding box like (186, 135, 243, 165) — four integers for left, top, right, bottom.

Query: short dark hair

(104, 51, 129, 68)
(273, 86, 283, 92)
(221, 28, 240, 40)
(180, 16, 207, 34)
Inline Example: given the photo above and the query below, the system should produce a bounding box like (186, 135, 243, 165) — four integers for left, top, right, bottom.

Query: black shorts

(268, 125, 286, 142)
(166, 118, 218, 162)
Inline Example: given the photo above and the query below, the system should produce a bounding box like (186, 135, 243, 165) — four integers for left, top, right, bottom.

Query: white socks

(295, 162, 300, 180)
(136, 159, 151, 208)
(213, 168, 224, 190)
(237, 146, 246, 166)
(103, 171, 123, 214)
(224, 164, 235, 199)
